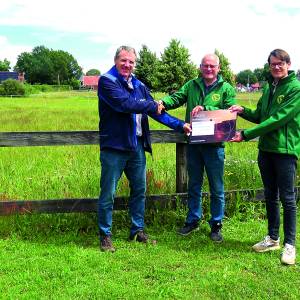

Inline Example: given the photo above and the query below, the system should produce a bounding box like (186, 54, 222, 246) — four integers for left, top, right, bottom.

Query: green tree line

(2, 40, 299, 94)
(14, 46, 82, 86)
(134, 39, 236, 93)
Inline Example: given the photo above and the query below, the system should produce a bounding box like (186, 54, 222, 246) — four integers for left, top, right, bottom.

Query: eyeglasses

(200, 64, 219, 69)
(269, 61, 286, 69)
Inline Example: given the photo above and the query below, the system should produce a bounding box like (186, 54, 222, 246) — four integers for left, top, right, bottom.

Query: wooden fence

(0, 130, 299, 215)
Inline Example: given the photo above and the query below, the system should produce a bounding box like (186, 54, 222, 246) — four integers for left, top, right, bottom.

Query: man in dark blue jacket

(98, 45, 191, 252)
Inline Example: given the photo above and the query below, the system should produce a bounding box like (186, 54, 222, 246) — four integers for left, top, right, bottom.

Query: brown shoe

(129, 230, 148, 243)
(100, 235, 115, 252)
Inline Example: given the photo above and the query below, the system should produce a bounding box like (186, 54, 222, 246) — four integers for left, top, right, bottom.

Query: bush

(0, 79, 25, 96)
(23, 83, 40, 95)
(23, 84, 71, 95)
(69, 78, 81, 90)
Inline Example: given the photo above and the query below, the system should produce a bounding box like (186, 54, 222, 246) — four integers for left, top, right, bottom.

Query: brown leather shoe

(129, 230, 148, 243)
(100, 235, 115, 252)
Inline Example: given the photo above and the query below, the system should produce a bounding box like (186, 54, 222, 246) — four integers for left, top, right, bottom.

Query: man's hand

(156, 102, 165, 115)
(231, 131, 244, 142)
(183, 123, 192, 135)
(191, 105, 204, 117)
(229, 105, 244, 114)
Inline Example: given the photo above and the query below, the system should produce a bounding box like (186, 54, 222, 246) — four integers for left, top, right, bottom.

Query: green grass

(1, 91, 300, 299)
(0, 91, 98, 131)
(0, 212, 300, 299)
(0, 91, 299, 200)
(0, 91, 270, 201)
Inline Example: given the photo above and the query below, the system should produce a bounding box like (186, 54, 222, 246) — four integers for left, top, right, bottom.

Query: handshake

(156, 100, 165, 115)
(155, 100, 191, 135)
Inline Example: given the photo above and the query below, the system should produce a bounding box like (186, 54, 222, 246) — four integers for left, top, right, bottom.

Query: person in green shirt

(161, 53, 236, 242)
(230, 49, 300, 265)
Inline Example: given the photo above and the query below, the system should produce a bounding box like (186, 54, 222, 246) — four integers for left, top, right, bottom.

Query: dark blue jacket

(98, 66, 184, 153)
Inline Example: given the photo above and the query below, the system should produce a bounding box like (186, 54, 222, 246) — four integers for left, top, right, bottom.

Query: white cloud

(1, 0, 300, 73)
(0, 36, 32, 68)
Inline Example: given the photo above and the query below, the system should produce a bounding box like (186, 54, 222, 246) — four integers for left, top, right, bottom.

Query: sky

(0, 0, 299, 75)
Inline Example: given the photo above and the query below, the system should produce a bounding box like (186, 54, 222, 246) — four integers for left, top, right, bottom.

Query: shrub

(23, 83, 40, 95)
(23, 84, 71, 95)
(0, 79, 25, 96)
(69, 78, 80, 90)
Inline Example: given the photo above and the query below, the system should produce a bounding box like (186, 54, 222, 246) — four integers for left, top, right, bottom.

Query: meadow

(0, 91, 300, 299)
(0, 91, 278, 201)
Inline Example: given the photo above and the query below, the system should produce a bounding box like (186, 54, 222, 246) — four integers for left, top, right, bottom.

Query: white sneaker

(281, 243, 296, 265)
(252, 235, 280, 252)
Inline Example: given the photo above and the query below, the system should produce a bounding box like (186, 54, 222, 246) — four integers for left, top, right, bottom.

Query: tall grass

(0, 91, 299, 201)
(1, 91, 299, 299)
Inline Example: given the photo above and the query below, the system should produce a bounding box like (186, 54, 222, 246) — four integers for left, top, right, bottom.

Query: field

(0, 91, 300, 299)
(0, 91, 280, 201)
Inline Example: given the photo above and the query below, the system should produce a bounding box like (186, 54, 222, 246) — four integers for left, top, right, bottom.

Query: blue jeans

(98, 138, 146, 238)
(258, 150, 297, 245)
(186, 144, 225, 227)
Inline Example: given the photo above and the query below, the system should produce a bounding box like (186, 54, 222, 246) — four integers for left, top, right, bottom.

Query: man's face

(115, 50, 136, 79)
(200, 55, 220, 81)
(269, 55, 290, 80)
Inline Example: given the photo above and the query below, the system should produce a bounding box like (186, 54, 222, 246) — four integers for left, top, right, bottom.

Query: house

(80, 75, 100, 90)
(250, 82, 260, 91)
(0, 72, 25, 83)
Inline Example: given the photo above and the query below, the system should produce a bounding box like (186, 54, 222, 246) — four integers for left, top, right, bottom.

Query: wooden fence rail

(0, 130, 298, 215)
(0, 130, 184, 147)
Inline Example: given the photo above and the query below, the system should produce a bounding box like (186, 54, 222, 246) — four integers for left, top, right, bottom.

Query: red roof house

(80, 75, 100, 90)
(251, 82, 260, 89)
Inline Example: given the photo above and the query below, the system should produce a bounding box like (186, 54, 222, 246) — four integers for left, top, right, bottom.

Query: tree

(297, 69, 300, 81)
(253, 68, 264, 82)
(14, 52, 34, 82)
(86, 69, 101, 76)
(157, 39, 198, 94)
(236, 69, 258, 85)
(0, 58, 11, 71)
(262, 63, 270, 80)
(254, 63, 270, 82)
(134, 45, 160, 91)
(51, 50, 82, 84)
(214, 49, 235, 86)
(14, 45, 82, 84)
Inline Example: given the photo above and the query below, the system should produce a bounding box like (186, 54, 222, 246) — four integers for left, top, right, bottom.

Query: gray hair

(114, 46, 137, 61)
(201, 53, 220, 65)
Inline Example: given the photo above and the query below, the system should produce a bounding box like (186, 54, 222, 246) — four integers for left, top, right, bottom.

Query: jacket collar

(268, 70, 296, 86)
(107, 65, 140, 89)
(195, 74, 224, 89)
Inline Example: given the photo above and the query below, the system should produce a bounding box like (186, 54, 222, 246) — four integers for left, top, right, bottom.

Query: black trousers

(258, 150, 297, 245)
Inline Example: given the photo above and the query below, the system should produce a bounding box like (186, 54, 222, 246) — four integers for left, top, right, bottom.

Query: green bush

(0, 79, 25, 96)
(23, 83, 40, 95)
(23, 84, 71, 95)
(69, 78, 80, 90)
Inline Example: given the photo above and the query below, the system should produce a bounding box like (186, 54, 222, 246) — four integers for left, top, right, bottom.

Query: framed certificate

(189, 110, 237, 144)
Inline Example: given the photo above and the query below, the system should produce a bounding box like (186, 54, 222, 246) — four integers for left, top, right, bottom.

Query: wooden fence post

(176, 143, 188, 193)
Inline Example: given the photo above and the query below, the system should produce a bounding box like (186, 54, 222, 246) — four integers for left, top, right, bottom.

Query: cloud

(0, 0, 300, 73)
(0, 36, 32, 69)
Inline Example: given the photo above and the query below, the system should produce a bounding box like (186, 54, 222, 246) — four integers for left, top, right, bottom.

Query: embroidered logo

(277, 95, 284, 104)
(212, 94, 220, 101)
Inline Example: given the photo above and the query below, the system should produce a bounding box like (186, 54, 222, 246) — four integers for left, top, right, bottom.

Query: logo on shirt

(277, 95, 284, 104)
(212, 94, 221, 102)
